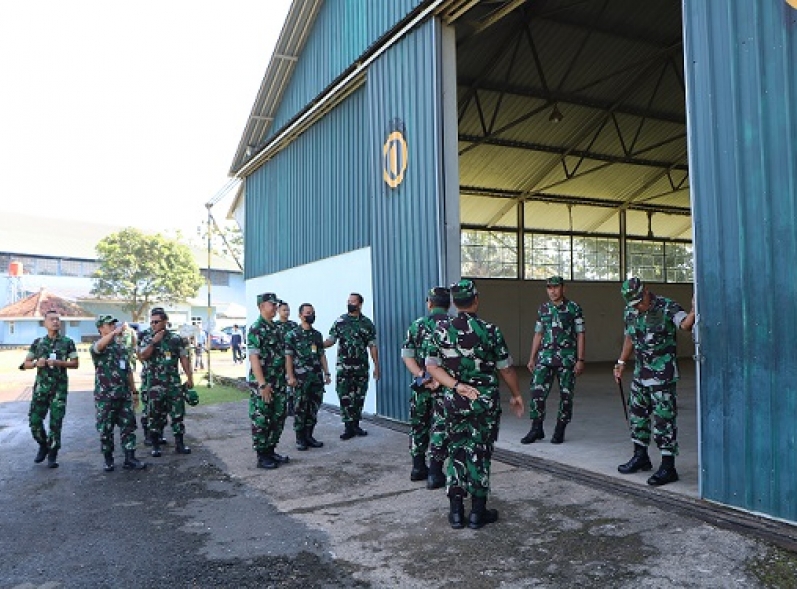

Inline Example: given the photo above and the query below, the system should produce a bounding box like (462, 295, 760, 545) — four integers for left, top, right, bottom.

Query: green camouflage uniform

(138, 329, 188, 437)
(277, 319, 299, 412)
(401, 309, 450, 463)
(425, 312, 513, 499)
(529, 299, 585, 423)
(284, 325, 326, 433)
(328, 314, 377, 425)
(247, 316, 287, 453)
(26, 335, 78, 451)
(624, 292, 688, 456)
(91, 338, 138, 454)
(138, 327, 151, 433)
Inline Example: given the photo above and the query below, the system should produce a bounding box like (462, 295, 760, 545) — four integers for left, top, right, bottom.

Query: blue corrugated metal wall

(368, 19, 444, 421)
(685, 2, 797, 521)
(245, 87, 371, 278)
(270, 0, 427, 135)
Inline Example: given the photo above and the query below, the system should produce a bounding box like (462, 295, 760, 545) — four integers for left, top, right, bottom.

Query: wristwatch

(258, 383, 267, 390)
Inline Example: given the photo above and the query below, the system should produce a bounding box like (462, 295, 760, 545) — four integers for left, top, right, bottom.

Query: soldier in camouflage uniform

(285, 303, 331, 451)
(91, 316, 146, 472)
(401, 286, 451, 488)
(324, 293, 379, 440)
(22, 310, 79, 468)
(614, 277, 695, 486)
(137, 323, 153, 446)
(276, 300, 299, 417)
(138, 308, 194, 457)
(248, 292, 291, 469)
(522, 276, 586, 445)
(426, 280, 524, 530)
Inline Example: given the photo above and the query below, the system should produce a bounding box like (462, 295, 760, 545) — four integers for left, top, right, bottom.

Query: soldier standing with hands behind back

(23, 310, 79, 468)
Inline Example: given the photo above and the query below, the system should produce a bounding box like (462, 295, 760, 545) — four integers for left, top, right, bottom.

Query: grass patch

(748, 547, 797, 588)
(195, 383, 249, 406)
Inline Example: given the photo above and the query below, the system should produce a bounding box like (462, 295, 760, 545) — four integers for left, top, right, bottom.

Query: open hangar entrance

(444, 0, 698, 491)
(447, 0, 693, 358)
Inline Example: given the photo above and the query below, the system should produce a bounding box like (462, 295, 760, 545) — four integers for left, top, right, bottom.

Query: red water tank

(8, 261, 23, 276)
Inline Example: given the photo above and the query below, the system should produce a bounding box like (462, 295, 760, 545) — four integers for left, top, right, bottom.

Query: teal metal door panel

(367, 18, 445, 421)
(685, 1, 797, 521)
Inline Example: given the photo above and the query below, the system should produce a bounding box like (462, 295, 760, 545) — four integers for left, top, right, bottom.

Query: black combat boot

(426, 459, 446, 490)
(174, 434, 191, 454)
(617, 444, 653, 474)
(34, 443, 48, 464)
(410, 455, 429, 482)
(103, 452, 115, 472)
(520, 420, 545, 444)
(353, 421, 368, 436)
(305, 426, 323, 448)
(550, 421, 567, 444)
(296, 430, 308, 451)
(647, 454, 679, 486)
(468, 496, 499, 529)
(150, 432, 162, 457)
(267, 448, 290, 464)
(448, 493, 465, 529)
(47, 449, 59, 469)
(340, 423, 356, 440)
(256, 450, 278, 470)
(123, 449, 147, 470)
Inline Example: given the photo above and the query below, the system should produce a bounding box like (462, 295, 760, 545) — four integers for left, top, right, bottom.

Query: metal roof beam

(458, 134, 687, 171)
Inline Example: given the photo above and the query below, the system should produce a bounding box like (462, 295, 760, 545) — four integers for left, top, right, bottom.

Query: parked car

(209, 331, 231, 351)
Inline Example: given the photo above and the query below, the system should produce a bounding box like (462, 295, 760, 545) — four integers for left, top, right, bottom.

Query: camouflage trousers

(628, 379, 678, 456)
(148, 385, 187, 437)
(29, 388, 68, 451)
(529, 364, 576, 423)
(139, 387, 150, 432)
(409, 387, 448, 462)
(96, 397, 137, 454)
(336, 370, 368, 424)
(293, 377, 324, 433)
(444, 387, 501, 499)
(249, 385, 288, 453)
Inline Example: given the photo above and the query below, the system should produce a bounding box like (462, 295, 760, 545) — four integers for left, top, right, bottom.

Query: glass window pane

(461, 229, 518, 278)
(523, 234, 571, 280)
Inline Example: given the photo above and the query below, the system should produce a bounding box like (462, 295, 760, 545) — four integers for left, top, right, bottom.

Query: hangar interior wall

(685, 1, 797, 521)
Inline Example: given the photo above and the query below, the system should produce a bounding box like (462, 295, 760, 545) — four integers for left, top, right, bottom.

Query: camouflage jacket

(535, 299, 585, 367)
(328, 314, 376, 372)
(624, 293, 688, 386)
(26, 334, 78, 396)
(425, 312, 513, 397)
(276, 319, 298, 339)
(138, 329, 186, 390)
(401, 309, 450, 368)
(285, 325, 325, 383)
(247, 316, 286, 388)
(91, 338, 132, 400)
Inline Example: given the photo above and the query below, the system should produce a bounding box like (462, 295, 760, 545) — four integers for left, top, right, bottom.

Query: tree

(91, 228, 205, 321)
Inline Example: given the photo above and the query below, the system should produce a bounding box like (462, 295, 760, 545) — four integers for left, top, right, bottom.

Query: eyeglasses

(150, 320, 163, 325)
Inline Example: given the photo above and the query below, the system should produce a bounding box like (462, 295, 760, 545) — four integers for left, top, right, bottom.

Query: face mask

(304, 314, 316, 325)
(347, 304, 358, 313)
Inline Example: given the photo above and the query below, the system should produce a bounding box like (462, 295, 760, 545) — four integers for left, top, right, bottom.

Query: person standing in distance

(22, 310, 79, 468)
(230, 324, 244, 364)
(401, 286, 451, 488)
(276, 301, 299, 417)
(522, 276, 586, 445)
(614, 277, 696, 486)
(248, 292, 291, 469)
(91, 315, 147, 472)
(194, 327, 207, 370)
(426, 280, 524, 530)
(138, 308, 194, 457)
(285, 303, 332, 451)
(324, 293, 379, 440)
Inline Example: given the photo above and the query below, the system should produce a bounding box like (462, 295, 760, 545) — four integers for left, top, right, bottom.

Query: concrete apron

(498, 360, 698, 499)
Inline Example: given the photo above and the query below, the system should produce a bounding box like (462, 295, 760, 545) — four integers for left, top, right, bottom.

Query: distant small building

(0, 288, 95, 346)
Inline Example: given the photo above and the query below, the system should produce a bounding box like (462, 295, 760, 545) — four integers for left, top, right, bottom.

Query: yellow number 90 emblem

(383, 131, 408, 189)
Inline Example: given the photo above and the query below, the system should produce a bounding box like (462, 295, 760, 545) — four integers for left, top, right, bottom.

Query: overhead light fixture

(549, 103, 563, 124)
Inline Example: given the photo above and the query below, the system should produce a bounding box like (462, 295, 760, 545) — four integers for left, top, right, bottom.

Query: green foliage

(91, 227, 204, 320)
